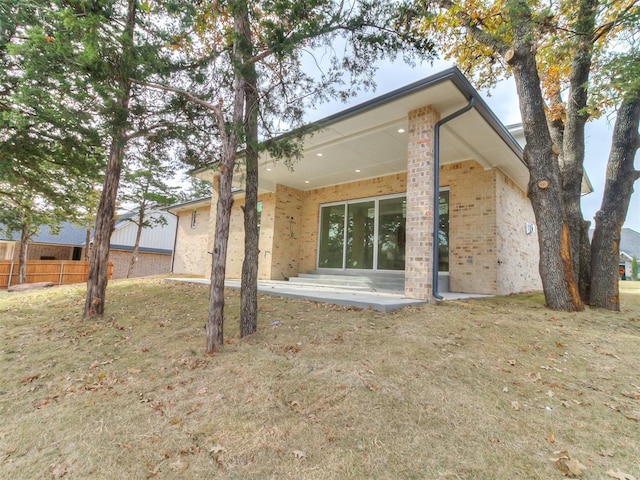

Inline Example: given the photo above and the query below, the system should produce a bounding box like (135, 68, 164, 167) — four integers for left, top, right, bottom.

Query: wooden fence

(0, 260, 113, 288)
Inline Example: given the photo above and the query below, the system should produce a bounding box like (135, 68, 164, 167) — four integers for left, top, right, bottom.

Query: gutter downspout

(167, 211, 179, 274)
(432, 96, 476, 300)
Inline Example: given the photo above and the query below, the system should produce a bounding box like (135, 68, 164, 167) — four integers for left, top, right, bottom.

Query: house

(618, 228, 640, 280)
(0, 209, 177, 279)
(172, 67, 563, 301)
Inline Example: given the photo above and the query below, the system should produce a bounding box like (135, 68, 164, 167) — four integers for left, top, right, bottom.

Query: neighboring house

(0, 209, 177, 279)
(618, 228, 640, 280)
(172, 67, 590, 301)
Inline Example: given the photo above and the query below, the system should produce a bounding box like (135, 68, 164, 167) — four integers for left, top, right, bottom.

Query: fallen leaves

(292, 450, 306, 459)
(606, 469, 637, 480)
(550, 450, 587, 477)
(51, 462, 67, 479)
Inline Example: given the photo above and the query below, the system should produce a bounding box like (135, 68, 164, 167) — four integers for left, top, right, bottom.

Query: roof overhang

(166, 197, 213, 213)
(194, 67, 529, 192)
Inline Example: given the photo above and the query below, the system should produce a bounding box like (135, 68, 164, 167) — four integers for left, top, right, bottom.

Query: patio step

(288, 272, 405, 293)
(287, 271, 450, 293)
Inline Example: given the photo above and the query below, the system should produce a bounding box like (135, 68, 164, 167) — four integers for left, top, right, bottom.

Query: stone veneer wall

(440, 160, 498, 295)
(297, 173, 407, 274)
(495, 171, 542, 294)
(404, 106, 439, 300)
(172, 205, 212, 276)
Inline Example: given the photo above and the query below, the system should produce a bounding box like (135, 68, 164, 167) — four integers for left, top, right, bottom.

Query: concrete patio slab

(166, 277, 490, 313)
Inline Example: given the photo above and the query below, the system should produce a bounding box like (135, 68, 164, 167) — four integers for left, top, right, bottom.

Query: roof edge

(191, 67, 525, 175)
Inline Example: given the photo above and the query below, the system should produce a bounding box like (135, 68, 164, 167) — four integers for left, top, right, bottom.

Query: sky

(302, 57, 640, 232)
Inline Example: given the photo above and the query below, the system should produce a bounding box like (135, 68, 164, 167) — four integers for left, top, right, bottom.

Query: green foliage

(118, 137, 180, 229)
(632, 255, 638, 281)
(0, 1, 104, 209)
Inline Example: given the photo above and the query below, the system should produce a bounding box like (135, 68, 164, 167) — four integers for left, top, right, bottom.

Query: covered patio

(166, 277, 490, 313)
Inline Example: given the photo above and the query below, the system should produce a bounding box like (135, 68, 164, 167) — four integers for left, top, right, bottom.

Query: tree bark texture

(589, 95, 640, 310)
(18, 221, 28, 284)
(83, 0, 135, 318)
(206, 170, 235, 353)
(127, 206, 145, 278)
(84, 228, 91, 261)
(560, 0, 597, 300)
(205, 4, 247, 352)
(506, 0, 583, 311)
(84, 129, 128, 317)
(239, 3, 259, 338)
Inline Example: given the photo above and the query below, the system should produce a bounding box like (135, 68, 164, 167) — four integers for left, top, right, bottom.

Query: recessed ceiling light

(316, 153, 323, 157)
(397, 128, 405, 133)
(355, 169, 361, 173)
(266, 168, 272, 171)
(304, 180, 310, 184)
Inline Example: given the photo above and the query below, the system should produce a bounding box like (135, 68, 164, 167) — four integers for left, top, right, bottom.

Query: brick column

(405, 106, 439, 300)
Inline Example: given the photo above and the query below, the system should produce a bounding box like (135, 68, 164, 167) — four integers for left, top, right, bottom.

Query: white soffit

(226, 75, 528, 193)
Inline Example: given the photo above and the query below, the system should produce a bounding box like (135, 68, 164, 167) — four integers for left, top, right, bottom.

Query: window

(191, 209, 197, 228)
(438, 190, 449, 272)
(256, 201, 262, 237)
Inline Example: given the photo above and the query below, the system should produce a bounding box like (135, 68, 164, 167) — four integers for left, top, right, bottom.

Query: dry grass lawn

(1, 277, 639, 479)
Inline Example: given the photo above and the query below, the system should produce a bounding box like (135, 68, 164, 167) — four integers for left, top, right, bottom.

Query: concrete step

(289, 272, 405, 292)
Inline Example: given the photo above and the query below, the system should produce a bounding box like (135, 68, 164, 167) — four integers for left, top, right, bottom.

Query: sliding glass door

(318, 195, 405, 271)
(318, 191, 450, 272)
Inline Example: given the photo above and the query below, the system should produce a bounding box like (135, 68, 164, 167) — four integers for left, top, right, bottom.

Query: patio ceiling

(197, 69, 529, 194)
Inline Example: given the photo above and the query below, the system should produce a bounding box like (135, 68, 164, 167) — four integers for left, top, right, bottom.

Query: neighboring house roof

(620, 228, 640, 259)
(192, 67, 531, 191)
(0, 208, 177, 254)
(0, 221, 87, 246)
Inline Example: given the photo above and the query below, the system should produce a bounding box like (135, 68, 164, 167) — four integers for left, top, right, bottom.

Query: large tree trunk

(83, 0, 135, 318)
(84, 130, 128, 317)
(559, 0, 597, 300)
(506, 0, 583, 311)
(206, 169, 235, 353)
(239, 3, 259, 338)
(589, 95, 640, 310)
(205, 5, 247, 353)
(18, 221, 28, 284)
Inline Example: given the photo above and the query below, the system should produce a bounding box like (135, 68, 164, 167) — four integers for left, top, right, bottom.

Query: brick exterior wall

(271, 185, 303, 280)
(12, 243, 76, 261)
(440, 160, 498, 295)
(495, 171, 542, 294)
(187, 108, 540, 298)
(298, 174, 407, 273)
(109, 250, 172, 279)
(172, 205, 212, 276)
(405, 106, 439, 300)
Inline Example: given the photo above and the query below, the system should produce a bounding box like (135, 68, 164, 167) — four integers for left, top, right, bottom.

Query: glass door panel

(318, 204, 345, 268)
(346, 201, 375, 269)
(377, 197, 406, 270)
(438, 190, 449, 272)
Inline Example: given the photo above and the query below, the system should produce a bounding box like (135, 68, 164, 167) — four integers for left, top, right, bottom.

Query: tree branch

(133, 79, 220, 112)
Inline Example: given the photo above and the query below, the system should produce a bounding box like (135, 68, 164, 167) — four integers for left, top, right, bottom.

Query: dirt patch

(7, 282, 55, 292)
